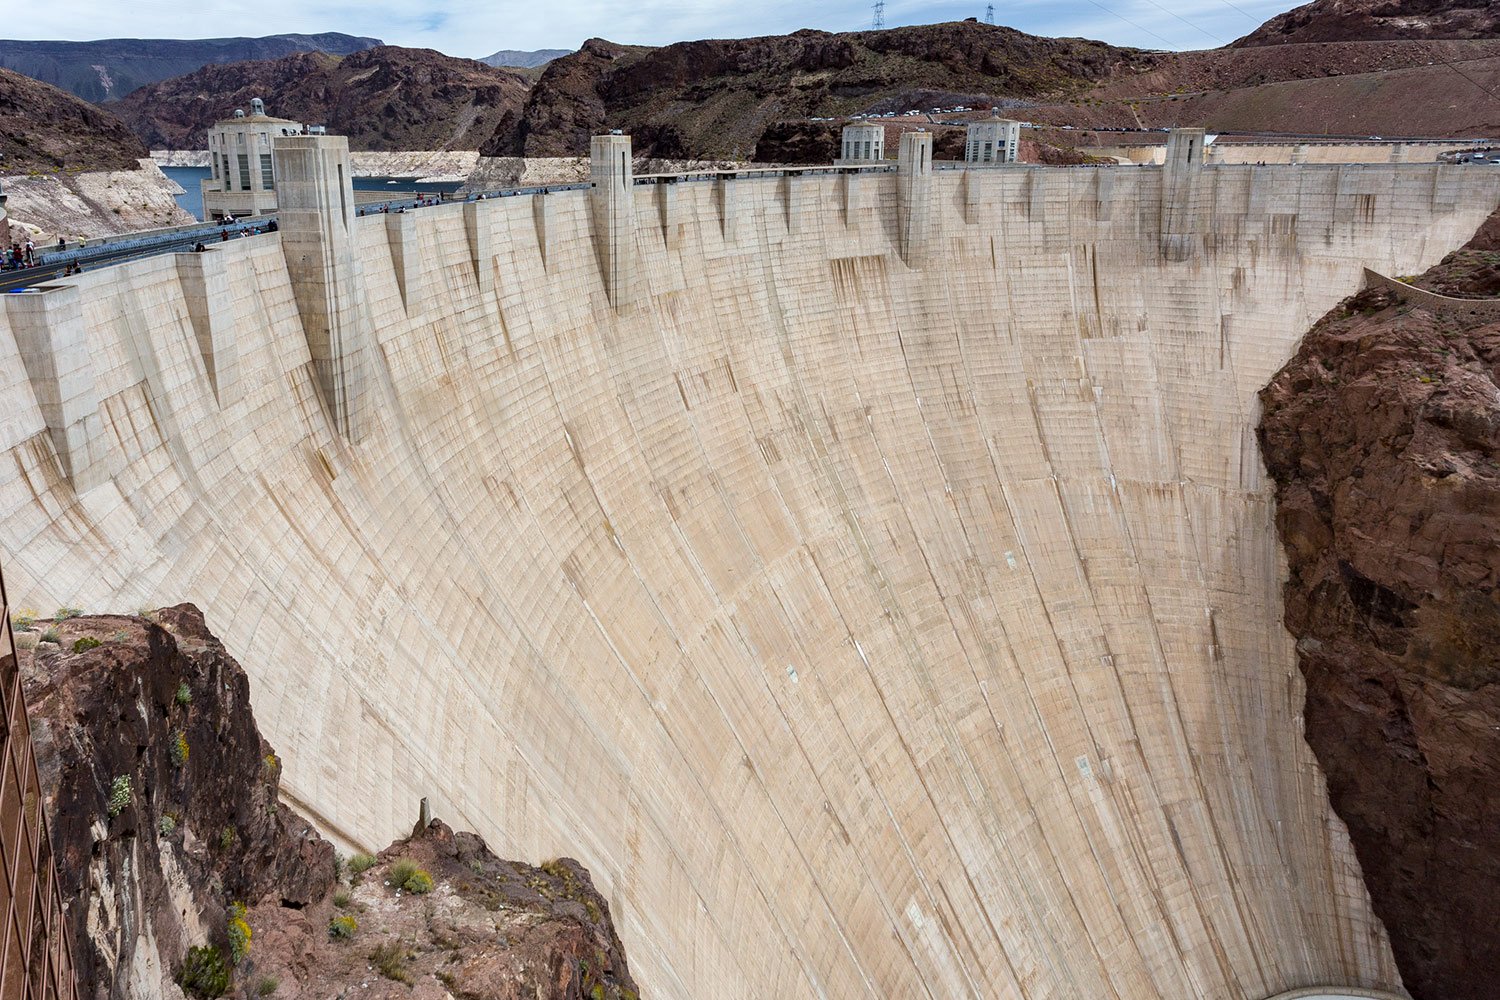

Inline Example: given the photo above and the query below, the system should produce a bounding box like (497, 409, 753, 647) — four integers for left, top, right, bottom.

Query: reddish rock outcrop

(1258, 221, 1500, 1000)
(495, 22, 1153, 159)
(1236, 0, 1500, 46)
(0, 66, 148, 172)
(18, 605, 638, 1000)
(112, 47, 530, 152)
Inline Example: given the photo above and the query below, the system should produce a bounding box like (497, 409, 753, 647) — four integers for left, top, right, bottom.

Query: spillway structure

(0, 129, 1494, 999)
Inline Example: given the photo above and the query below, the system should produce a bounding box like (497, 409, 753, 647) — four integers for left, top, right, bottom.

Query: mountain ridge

(0, 32, 381, 102)
(111, 46, 530, 151)
(0, 64, 147, 171)
(480, 48, 572, 68)
(1235, 0, 1500, 45)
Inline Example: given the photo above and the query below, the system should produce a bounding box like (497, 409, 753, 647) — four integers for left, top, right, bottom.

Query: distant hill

(480, 49, 572, 69)
(488, 23, 1156, 159)
(0, 33, 381, 102)
(111, 46, 530, 151)
(0, 65, 146, 171)
(1234, 0, 1500, 45)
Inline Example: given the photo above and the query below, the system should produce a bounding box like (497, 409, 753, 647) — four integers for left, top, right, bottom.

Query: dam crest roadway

(0, 128, 1493, 999)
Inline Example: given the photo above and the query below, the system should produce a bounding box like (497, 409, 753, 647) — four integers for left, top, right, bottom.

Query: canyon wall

(1, 159, 193, 242)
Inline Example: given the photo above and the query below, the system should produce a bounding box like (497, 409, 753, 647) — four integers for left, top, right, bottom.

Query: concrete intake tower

(0, 130, 1494, 999)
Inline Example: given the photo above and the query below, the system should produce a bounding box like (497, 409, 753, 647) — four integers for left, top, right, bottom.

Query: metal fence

(0, 563, 78, 1000)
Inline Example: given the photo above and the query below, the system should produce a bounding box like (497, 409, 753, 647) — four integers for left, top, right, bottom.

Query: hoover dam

(1, 129, 1495, 999)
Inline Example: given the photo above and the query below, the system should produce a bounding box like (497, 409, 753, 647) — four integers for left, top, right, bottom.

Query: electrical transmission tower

(871, 0, 885, 30)
(985, 4, 994, 23)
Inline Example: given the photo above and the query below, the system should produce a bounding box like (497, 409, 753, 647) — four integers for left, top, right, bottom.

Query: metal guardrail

(1, 218, 278, 292)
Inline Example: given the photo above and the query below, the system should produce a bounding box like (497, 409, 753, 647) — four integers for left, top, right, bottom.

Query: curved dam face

(1, 142, 1495, 999)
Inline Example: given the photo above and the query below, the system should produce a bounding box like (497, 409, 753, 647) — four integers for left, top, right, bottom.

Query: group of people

(356, 195, 446, 219)
(4, 239, 38, 270)
(214, 219, 279, 242)
(4, 236, 74, 272)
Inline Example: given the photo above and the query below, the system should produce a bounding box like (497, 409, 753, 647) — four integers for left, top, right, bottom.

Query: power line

(872, 0, 885, 30)
(985, 4, 994, 24)
(1135, 0, 1226, 44)
(1212, 0, 1268, 24)
(1080, 0, 1177, 48)
(1423, 44, 1500, 103)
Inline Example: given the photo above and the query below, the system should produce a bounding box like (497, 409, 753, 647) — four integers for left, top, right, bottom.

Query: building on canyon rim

(201, 97, 314, 223)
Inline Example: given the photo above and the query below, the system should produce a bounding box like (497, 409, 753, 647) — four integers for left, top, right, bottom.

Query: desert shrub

(328, 915, 358, 939)
(333, 889, 352, 909)
(219, 826, 236, 852)
(369, 941, 411, 984)
(111, 630, 128, 642)
(389, 859, 433, 894)
(54, 606, 82, 620)
(159, 814, 177, 836)
(39, 629, 59, 644)
(256, 977, 278, 997)
(348, 853, 377, 876)
(175, 682, 193, 706)
(107, 776, 132, 817)
(178, 945, 230, 998)
(10, 607, 37, 630)
(170, 730, 189, 768)
(71, 636, 101, 653)
(226, 902, 252, 964)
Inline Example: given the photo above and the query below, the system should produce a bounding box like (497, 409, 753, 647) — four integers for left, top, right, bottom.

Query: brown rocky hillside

(486, 23, 1157, 158)
(1236, 0, 1500, 45)
(1258, 211, 1500, 1000)
(17, 604, 640, 1000)
(112, 46, 530, 151)
(0, 65, 147, 172)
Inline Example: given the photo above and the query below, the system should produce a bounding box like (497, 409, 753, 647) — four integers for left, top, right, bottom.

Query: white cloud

(3, 0, 1295, 60)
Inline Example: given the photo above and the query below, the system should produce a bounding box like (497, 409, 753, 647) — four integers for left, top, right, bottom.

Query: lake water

(162, 166, 465, 221)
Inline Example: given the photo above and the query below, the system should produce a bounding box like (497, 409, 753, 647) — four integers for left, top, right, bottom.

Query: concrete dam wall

(1, 135, 1495, 999)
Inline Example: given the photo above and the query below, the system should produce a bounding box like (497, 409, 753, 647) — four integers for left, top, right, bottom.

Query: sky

(2, 0, 1301, 59)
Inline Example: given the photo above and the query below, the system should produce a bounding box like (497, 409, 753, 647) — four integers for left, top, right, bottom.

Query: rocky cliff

(0, 33, 380, 103)
(1258, 213, 1500, 1000)
(0, 159, 195, 243)
(1236, 0, 1500, 45)
(17, 605, 639, 1000)
(112, 47, 530, 152)
(488, 23, 1154, 158)
(0, 65, 148, 172)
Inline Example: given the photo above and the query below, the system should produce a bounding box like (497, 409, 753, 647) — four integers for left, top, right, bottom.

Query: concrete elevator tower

(590, 133, 636, 309)
(1161, 127, 1207, 262)
(273, 133, 372, 442)
(897, 130, 934, 267)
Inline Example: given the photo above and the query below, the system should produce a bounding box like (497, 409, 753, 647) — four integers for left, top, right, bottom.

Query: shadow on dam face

(0, 146, 1495, 998)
